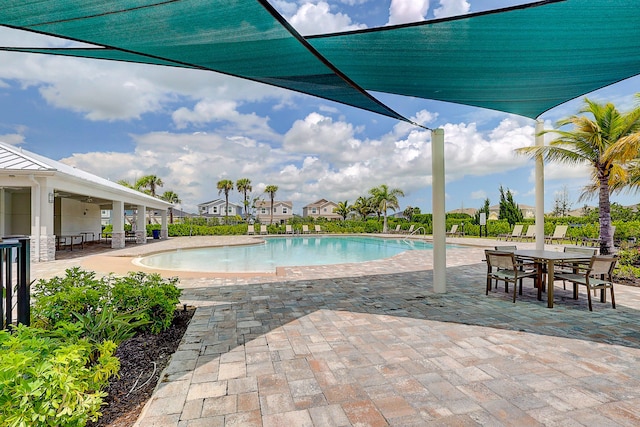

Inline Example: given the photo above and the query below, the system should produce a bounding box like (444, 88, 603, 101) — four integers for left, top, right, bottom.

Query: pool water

(135, 236, 435, 273)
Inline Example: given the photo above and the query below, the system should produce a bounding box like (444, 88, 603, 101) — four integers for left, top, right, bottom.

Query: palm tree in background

(517, 96, 640, 254)
(236, 178, 253, 220)
(217, 179, 235, 222)
(333, 200, 352, 221)
(161, 191, 181, 224)
(117, 179, 135, 189)
(369, 184, 405, 233)
(135, 175, 164, 197)
(353, 196, 373, 219)
(264, 185, 278, 225)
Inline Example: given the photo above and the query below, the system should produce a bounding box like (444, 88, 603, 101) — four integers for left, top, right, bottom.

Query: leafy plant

(72, 308, 150, 347)
(0, 325, 119, 427)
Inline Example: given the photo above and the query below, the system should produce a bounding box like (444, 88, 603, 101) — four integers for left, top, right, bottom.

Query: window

(282, 208, 288, 214)
(261, 208, 267, 214)
(312, 208, 317, 213)
(212, 206, 218, 213)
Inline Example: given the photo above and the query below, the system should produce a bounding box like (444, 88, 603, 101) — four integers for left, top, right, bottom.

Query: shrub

(109, 272, 182, 334)
(0, 325, 119, 427)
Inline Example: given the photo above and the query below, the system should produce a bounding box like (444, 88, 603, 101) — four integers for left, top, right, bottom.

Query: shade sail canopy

(1, 0, 640, 120)
(0, 0, 408, 123)
(309, 0, 640, 118)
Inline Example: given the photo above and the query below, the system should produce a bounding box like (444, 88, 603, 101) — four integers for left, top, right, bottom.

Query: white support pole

(432, 128, 446, 293)
(112, 200, 125, 249)
(535, 119, 545, 250)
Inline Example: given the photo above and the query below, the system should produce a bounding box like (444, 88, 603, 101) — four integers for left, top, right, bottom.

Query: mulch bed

(88, 308, 195, 427)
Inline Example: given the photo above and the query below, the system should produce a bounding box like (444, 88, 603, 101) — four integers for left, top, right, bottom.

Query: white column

(432, 128, 446, 293)
(535, 119, 545, 250)
(39, 184, 55, 262)
(135, 205, 147, 244)
(160, 209, 168, 239)
(112, 200, 125, 249)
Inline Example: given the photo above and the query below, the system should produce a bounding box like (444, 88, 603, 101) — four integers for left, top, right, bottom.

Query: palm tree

(333, 200, 352, 221)
(135, 175, 164, 197)
(117, 179, 135, 189)
(217, 179, 235, 222)
(517, 97, 640, 254)
(161, 191, 181, 224)
(264, 185, 278, 225)
(236, 178, 252, 220)
(353, 196, 373, 219)
(369, 184, 405, 233)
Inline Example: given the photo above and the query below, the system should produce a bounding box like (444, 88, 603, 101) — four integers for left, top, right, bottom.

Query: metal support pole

(432, 128, 446, 293)
(535, 120, 545, 250)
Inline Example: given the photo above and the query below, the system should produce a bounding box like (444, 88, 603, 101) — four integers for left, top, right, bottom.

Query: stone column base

(160, 229, 168, 239)
(111, 232, 126, 249)
(30, 235, 56, 262)
(135, 230, 147, 244)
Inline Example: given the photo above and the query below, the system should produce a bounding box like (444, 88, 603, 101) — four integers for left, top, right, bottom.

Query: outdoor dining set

(485, 246, 617, 311)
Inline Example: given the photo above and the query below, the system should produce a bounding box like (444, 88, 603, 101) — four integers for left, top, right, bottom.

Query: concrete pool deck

(33, 236, 640, 426)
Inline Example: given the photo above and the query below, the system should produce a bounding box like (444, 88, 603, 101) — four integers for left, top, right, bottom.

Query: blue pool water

(136, 236, 436, 273)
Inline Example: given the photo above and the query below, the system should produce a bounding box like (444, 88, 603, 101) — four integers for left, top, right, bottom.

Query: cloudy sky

(1, 0, 639, 215)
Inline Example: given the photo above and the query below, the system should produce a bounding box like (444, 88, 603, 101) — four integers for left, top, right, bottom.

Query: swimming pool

(135, 236, 436, 273)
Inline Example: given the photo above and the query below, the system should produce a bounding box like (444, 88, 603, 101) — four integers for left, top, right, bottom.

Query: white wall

(60, 199, 102, 241)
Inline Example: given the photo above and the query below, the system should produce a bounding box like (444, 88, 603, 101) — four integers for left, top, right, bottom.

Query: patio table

(513, 250, 593, 308)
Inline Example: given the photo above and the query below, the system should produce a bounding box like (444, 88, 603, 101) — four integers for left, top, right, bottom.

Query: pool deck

(34, 235, 640, 426)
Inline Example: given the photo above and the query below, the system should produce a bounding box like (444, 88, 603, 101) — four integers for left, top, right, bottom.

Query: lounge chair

(521, 226, 535, 242)
(582, 225, 615, 247)
(446, 224, 459, 236)
(285, 224, 293, 234)
(247, 225, 255, 235)
(260, 225, 268, 235)
(497, 224, 524, 241)
(314, 225, 323, 233)
(390, 224, 401, 234)
(403, 224, 415, 235)
(302, 225, 310, 234)
(545, 225, 568, 244)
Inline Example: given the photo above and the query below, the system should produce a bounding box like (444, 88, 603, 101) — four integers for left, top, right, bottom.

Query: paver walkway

(35, 236, 640, 426)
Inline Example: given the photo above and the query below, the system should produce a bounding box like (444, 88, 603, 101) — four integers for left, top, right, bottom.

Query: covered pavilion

(1, 0, 640, 286)
(0, 141, 171, 262)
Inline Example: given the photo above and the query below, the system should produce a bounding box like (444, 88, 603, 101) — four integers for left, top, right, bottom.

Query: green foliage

(32, 268, 181, 335)
(498, 186, 523, 226)
(0, 325, 119, 427)
(31, 268, 109, 329)
(72, 308, 149, 347)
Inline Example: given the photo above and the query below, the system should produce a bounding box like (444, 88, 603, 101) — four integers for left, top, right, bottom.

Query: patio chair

(559, 246, 598, 291)
(521, 226, 535, 242)
(247, 225, 255, 235)
(554, 255, 618, 311)
(260, 225, 268, 235)
(285, 224, 293, 234)
(302, 224, 310, 234)
(545, 225, 568, 244)
(314, 225, 323, 233)
(390, 224, 401, 233)
(484, 250, 538, 303)
(497, 224, 524, 241)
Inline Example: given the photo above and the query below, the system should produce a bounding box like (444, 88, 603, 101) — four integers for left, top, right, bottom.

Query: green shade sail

(1, 0, 640, 120)
(0, 0, 408, 123)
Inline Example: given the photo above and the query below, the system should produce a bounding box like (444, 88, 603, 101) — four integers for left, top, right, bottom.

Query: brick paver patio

(36, 236, 640, 426)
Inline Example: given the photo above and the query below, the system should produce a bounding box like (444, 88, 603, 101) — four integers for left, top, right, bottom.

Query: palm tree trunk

(383, 212, 388, 233)
(599, 173, 614, 255)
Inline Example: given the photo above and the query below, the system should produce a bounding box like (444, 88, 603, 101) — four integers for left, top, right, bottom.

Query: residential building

(302, 199, 341, 220)
(255, 200, 293, 224)
(198, 199, 243, 218)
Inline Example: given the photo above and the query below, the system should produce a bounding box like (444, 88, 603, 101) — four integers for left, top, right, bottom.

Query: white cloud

(471, 190, 487, 199)
(433, 0, 470, 19)
(286, 2, 367, 35)
(387, 0, 430, 25)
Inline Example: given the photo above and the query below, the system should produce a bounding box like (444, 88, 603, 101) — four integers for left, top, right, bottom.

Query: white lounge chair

(521, 226, 535, 242)
(498, 224, 524, 241)
(302, 225, 310, 234)
(285, 224, 293, 234)
(446, 224, 459, 236)
(314, 225, 323, 233)
(545, 225, 568, 244)
(247, 225, 255, 235)
(260, 225, 268, 235)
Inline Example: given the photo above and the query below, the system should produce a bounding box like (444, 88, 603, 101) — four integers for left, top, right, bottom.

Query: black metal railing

(0, 237, 30, 329)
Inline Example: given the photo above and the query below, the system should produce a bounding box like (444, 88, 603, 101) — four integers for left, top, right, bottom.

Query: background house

(302, 199, 341, 220)
(255, 200, 293, 224)
(198, 199, 243, 218)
